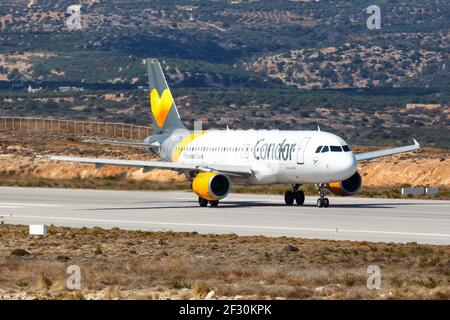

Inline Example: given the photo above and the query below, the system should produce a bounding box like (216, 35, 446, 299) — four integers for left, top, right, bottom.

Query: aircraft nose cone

(345, 153, 358, 175)
(336, 153, 357, 179)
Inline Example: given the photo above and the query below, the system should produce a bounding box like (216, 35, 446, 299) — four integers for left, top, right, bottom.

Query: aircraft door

(297, 137, 311, 164)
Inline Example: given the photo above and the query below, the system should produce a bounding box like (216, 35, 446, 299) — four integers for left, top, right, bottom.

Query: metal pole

(130, 125, 133, 140)
(122, 124, 124, 138)
(19, 117, 22, 130)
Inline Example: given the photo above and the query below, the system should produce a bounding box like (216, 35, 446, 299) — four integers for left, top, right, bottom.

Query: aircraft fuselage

(145, 129, 357, 185)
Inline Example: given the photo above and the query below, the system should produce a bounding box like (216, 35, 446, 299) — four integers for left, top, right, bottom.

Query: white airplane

(51, 58, 420, 208)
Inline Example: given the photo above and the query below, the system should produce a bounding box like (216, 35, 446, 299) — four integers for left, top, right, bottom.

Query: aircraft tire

(285, 191, 295, 205)
(294, 191, 305, 205)
(210, 200, 219, 207)
(199, 197, 208, 207)
(317, 198, 323, 208)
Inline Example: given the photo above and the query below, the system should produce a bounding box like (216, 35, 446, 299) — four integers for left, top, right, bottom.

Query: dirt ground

(0, 224, 449, 300)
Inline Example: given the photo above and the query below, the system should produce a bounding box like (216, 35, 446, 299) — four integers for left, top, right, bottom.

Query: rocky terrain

(1, 0, 449, 88)
(250, 43, 448, 89)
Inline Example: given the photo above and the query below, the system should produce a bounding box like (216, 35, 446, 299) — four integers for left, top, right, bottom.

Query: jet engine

(327, 171, 362, 196)
(192, 172, 231, 201)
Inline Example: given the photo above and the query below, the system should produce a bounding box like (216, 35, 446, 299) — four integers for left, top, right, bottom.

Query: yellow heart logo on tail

(150, 88, 174, 128)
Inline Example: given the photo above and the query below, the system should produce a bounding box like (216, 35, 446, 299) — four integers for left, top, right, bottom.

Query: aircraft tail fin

(147, 58, 186, 134)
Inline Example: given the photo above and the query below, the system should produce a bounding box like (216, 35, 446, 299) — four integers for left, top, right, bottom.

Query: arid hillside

(358, 148, 449, 188)
(0, 132, 448, 189)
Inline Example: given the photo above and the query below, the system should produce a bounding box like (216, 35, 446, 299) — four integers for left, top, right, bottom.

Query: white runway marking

(0, 202, 59, 207)
(8, 214, 450, 239)
(1, 187, 449, 244)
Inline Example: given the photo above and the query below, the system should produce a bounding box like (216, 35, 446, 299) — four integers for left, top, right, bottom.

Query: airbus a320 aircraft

(51, 59, 420, 208)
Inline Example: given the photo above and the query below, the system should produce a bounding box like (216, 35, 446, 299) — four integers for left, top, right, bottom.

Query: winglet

(413, 139, 420, 147)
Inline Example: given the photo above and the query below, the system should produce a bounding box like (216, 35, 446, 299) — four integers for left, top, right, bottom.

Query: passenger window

(330, 146, 342, 152)
(321, 146, 329, 153)
(315, 146, 322, 153)
(342, 145, 351, 152)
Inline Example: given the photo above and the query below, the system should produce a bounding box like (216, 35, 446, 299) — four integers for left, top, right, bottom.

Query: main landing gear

(198, 197, 219, 207)
(317, 184, 329, 208)
(284, 184, 305, 206)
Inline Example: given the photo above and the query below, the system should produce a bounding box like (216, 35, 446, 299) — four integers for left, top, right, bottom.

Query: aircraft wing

(83, 140, 159, 148)
(355, 139, 420, 161)
(49, 156, 253, 177)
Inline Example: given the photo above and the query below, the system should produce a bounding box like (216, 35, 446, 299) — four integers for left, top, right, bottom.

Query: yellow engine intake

(328, 171, 362, 197)
(192, 172, 231, 201)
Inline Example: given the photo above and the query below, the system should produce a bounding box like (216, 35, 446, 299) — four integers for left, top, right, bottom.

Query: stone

(205, 290, 216, 300)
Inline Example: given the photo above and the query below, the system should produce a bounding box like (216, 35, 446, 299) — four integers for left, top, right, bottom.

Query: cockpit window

(315, 146, 322, 153)
(330, 146, 343, 152)
(321, 146, 329, 153)
(342, 145, 351, 152)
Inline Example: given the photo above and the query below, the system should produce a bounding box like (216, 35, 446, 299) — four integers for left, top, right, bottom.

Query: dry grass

(0, 225, 449, 300)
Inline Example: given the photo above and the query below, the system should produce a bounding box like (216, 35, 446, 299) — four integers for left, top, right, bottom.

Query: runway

(0, 187, 449, 245)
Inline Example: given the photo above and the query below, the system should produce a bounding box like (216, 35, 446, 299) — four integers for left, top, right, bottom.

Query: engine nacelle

(192, 172, 231, 201)
(328, 171, 362, 197)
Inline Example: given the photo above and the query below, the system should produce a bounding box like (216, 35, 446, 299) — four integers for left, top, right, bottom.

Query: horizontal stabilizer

(83, 140, 158, 148)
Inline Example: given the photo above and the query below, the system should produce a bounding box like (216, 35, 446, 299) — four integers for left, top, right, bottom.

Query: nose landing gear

(284, 184, 305, 206)
(317, 184, 329, 208)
